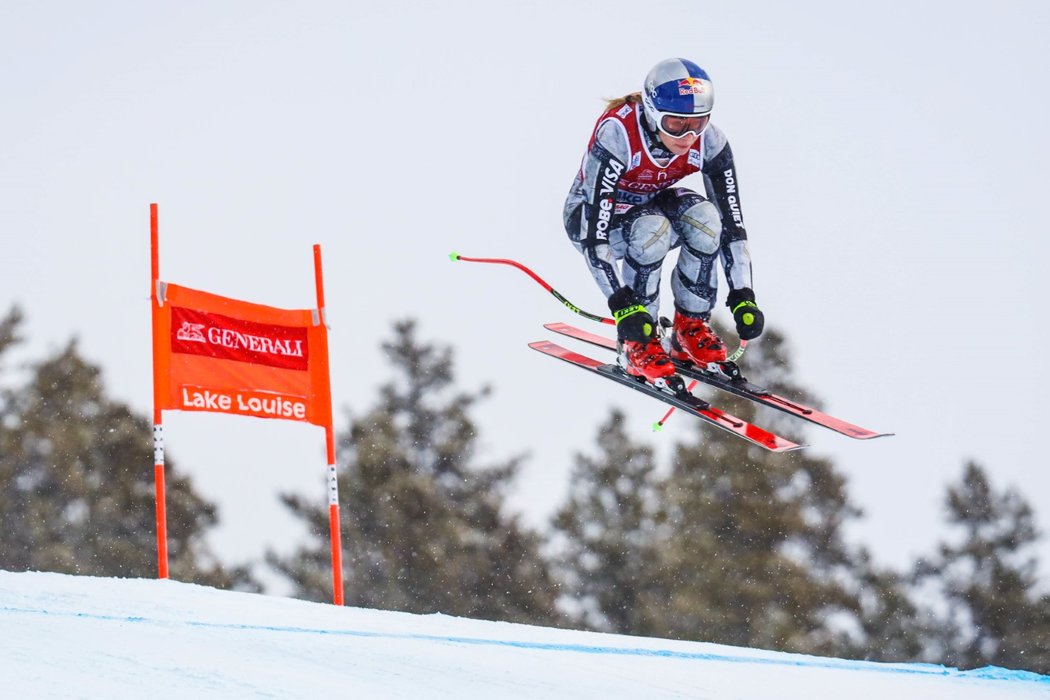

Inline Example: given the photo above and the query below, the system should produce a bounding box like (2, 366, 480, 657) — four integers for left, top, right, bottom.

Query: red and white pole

(150, 203, 169, 579)
(325, 427, 343, 605)
(314, 244, 344, 605)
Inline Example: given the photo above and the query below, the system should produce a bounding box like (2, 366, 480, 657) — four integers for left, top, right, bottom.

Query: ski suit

(563, 98, 753, 319)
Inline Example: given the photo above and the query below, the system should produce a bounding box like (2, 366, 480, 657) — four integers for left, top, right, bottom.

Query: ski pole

(450, 253, 615, 326)
(451, 252, 748, 360)
(652, 339, 749, 431)
(652, 379, 700, 431)
(727, 340, 748, 363)
(451, 251, 749, 430)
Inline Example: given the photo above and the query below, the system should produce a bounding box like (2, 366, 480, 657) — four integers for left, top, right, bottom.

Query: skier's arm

(703, 126, 753, 293)
(704, 126, 764, 340)
(574, 121, 631, 297)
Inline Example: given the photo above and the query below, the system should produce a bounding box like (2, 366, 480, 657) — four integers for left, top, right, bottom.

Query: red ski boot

(668, 312, 728, 366)
(619, 336, 677, 386)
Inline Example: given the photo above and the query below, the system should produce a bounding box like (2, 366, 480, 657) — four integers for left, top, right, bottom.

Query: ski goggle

(657, 112, 711, 138)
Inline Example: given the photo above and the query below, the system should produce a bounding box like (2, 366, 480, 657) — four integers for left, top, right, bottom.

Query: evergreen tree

(0, 320, 254, 589)
(916, 462, 1050, 673)
(647, 328, 864, 653)
(549, 325, 916, 655)
(0, 306, 22, 359)
(849, 553, 931, 662)
(270, 320, 560, 624)
(551, 409, 665, 634)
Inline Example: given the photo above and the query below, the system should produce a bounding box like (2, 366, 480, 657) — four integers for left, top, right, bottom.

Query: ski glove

(726, 288, 765, 341)
(608, 286, 656, 343)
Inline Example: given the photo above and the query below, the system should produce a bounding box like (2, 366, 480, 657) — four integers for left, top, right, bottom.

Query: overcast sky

(2, 1, 1049, 585)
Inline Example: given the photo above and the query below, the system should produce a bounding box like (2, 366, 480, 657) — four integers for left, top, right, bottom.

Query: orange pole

(150, 203, 169, 579)
(314, 244, 344, 605)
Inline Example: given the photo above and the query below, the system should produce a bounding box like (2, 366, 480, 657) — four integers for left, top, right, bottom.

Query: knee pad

(677, 199, 722, 256)
(625, 214, 672, 266)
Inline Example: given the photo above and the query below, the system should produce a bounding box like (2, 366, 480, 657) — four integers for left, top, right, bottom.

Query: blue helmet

(641, 58, 715, 136)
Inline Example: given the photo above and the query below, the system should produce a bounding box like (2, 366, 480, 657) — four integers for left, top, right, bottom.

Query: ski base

(529, 340, 804, 453)
(543, 322, 891, 440)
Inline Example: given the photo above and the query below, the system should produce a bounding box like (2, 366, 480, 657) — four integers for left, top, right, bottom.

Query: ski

(529, 340, 804, 453)
(543, 322, 891, 440)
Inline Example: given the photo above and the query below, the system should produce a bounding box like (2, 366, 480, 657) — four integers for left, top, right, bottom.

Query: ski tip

(652, 421, 664, 432)
(448, 251, 461, 262)
(859, 431, 895, 440)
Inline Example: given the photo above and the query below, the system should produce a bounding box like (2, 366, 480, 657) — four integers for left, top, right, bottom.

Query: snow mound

(1, 570, 1046, 699)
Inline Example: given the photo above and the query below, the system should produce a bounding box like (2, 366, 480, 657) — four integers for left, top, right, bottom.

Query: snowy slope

(0, 571, 1047, 699)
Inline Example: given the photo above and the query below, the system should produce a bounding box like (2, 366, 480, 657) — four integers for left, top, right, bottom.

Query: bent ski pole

(450, 252, 749, 361)
(450, 252, 615, 326)
(452, 251, 749, 431)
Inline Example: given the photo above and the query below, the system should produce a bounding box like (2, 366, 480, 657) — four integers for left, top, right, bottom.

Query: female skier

(563, 58, 764, 386)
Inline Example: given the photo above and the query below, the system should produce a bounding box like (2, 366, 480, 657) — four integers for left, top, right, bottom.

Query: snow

(1, 570, 1046, 699)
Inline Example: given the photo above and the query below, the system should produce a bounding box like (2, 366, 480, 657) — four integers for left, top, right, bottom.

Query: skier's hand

(608, 286, 656, 343)
(727, 288, 764, 340)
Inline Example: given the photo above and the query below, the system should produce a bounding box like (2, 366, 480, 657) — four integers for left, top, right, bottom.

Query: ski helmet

(641, 58, 715, 138)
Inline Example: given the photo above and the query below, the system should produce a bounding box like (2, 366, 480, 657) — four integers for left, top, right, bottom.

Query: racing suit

(563, 98, 753, 319)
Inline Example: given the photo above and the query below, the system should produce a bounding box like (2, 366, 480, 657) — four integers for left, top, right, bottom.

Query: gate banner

(153, 282, 332, 428)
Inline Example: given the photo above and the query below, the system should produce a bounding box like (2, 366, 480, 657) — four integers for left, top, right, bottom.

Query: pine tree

(648, 327, 864, 653)
(732, 330, 932, 662)
(545, 323, 931, 658)
(0, 322, 254, 589)
(0, 305, 22, 358)
(550, 409, 665, 635)
(849, 553, 931, 662)
(916, 462, 1050, 673)
(270, 320, 560, 624)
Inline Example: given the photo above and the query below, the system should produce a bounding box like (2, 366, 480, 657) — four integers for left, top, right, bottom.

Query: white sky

(2, 1, 1049, 582)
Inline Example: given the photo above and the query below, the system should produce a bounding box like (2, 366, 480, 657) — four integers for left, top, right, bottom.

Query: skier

(563, 58, 765, 386)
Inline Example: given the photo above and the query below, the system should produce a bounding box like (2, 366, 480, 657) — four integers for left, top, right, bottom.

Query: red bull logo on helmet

(678, 77, 706, 96)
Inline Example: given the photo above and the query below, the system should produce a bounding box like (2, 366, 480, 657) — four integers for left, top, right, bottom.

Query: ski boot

(618, 335, 684, 394)
(668, 311, 728, 369)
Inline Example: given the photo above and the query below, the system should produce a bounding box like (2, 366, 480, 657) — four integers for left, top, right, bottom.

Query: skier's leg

(565, 201, 672, 313)
(659, 188, 728, 364)
(659, 187, 723, 317)
(566, 202, 676, 383)
(615, 206, 676, 384)
(618, 204, 673, 317)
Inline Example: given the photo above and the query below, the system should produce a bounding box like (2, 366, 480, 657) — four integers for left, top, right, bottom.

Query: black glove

(726, 288, 764, 340)
(608, 286, 655, 343)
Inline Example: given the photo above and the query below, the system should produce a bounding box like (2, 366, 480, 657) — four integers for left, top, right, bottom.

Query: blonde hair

(604, 92, 641, 112)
